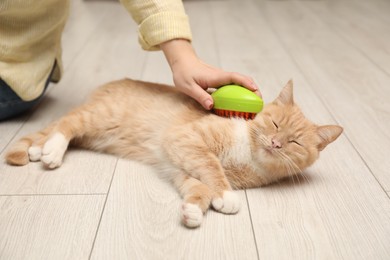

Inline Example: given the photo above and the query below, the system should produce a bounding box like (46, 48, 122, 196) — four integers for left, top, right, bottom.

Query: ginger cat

(5, 79, 343, 228)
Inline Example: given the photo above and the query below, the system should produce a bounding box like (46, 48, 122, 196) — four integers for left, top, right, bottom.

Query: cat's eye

(289, 140, 302, 146)
(272, 121, 279, 129)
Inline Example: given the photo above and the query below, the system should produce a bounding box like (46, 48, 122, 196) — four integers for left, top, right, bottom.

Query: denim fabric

(0, 64, 54, 121)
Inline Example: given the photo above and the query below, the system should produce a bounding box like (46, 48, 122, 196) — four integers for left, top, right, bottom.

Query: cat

(5, 78, 343, 228)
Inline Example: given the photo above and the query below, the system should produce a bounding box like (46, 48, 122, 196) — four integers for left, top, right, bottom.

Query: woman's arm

(120, 0, 260, 110)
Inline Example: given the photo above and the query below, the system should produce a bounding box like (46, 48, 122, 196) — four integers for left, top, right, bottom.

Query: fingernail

(255, 90, 263, 98)
(251, 82, 258, 91)
(205, 99, 213, 110)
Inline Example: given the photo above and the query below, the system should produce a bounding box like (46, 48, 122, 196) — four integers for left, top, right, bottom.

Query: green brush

(211, 84, 263, 120)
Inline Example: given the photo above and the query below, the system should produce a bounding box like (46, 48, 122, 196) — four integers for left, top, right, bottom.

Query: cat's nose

(272, 138, 282, 149)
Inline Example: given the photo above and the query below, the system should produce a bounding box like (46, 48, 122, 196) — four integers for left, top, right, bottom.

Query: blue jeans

(0, 65, 54, 121)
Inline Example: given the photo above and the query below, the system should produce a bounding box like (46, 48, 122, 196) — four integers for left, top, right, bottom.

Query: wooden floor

(1, 0, 390, 259)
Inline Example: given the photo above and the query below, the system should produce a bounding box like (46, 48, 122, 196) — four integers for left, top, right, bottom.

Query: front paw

(28, 146, 42, 162)
(181, 203, 203, 228)
(212, 191, 240, 214)
(41, 133, 68, 169)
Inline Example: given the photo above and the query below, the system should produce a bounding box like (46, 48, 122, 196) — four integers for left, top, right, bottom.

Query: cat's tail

(5, 124, 55, 166)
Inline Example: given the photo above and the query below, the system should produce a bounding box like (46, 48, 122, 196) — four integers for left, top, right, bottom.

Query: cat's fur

(5, 79, 343, 228)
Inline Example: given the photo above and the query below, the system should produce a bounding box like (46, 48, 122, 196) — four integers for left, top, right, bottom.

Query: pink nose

(272, 138, 282, 149)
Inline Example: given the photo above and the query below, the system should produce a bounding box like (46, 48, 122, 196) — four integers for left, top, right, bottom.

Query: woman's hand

(161, 39, 261, 110)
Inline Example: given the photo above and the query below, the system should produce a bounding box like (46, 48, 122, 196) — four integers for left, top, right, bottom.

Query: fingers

(192, 87, 214, 110)
(226, 72, 262, 98)
(227, 72, 258, 91)
(253, 89, 263, 98)
(208, 71, 262, 98)
(181, 84, 214, 110)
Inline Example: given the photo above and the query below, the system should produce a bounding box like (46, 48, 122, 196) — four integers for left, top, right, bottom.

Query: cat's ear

(317, 125, 343, 151)
(275, 79, 294, 105)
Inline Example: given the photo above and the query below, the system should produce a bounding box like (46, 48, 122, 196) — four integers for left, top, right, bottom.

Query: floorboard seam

(88, 158, 119, 260)
(245, 190, 261, 260)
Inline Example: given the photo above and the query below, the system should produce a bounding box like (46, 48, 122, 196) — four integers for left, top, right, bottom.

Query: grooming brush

(211, 84, 263, 120)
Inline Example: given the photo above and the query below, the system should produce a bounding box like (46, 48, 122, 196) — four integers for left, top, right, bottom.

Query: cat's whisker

(300, 172, 310, 184)
(283, 153, 302, 174)
(290, 163, 309, 185)
(257, 135, 269, 147)
(275, 150, 305, 186)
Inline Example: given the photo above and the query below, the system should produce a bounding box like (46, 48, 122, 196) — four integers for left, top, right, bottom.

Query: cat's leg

(28, 125, 54, 162)
(40, 131, 69, 169)
(164, 131, 241, 216)
(6, 123, 56, 166)
(39, 106, 92, 169)
(6, 105, 88, 168)
(173, 174, 213, 228)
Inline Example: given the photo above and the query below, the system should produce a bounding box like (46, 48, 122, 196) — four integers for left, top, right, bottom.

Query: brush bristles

(214, 109, 256, 120)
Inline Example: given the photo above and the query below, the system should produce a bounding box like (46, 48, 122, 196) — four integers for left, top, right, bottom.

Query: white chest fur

(220, 120, 252, 166)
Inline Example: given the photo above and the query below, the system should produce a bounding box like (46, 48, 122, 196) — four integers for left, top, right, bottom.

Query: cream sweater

(0, 0, 192, 101)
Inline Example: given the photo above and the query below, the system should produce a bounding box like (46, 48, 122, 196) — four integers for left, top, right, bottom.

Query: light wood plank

(90, 160, 258, 260)
(140, 51, 172, 84)
(0, 150, 116, 195)
(302, 0, 390, 76)
(351, 0, 390, 24)
(62, 0, 122, 69)
(186, 0, 221, 67)
(248, 140, 390, 260)
(0, 195, 105, 259)
(0, 119, 27, 155)
(254, 0, 390, 190)
(212, 0, 390, 258)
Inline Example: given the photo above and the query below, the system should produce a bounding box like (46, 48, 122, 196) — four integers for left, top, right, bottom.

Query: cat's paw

(28, 146, 42, 162)
(181, 203, 203, 228)
(41, 133, 68, 169)
(212, 190, 240, 214)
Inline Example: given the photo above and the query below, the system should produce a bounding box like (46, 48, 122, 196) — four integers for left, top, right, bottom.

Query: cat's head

(251, 80, 343, 183)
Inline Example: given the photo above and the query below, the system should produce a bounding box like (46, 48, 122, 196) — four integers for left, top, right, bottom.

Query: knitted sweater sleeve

(119, 0, 192, 50)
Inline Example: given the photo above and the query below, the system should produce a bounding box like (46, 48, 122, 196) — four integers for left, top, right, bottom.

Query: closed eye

(272, 121, 279, 129)
(289, 140, 302, 146)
